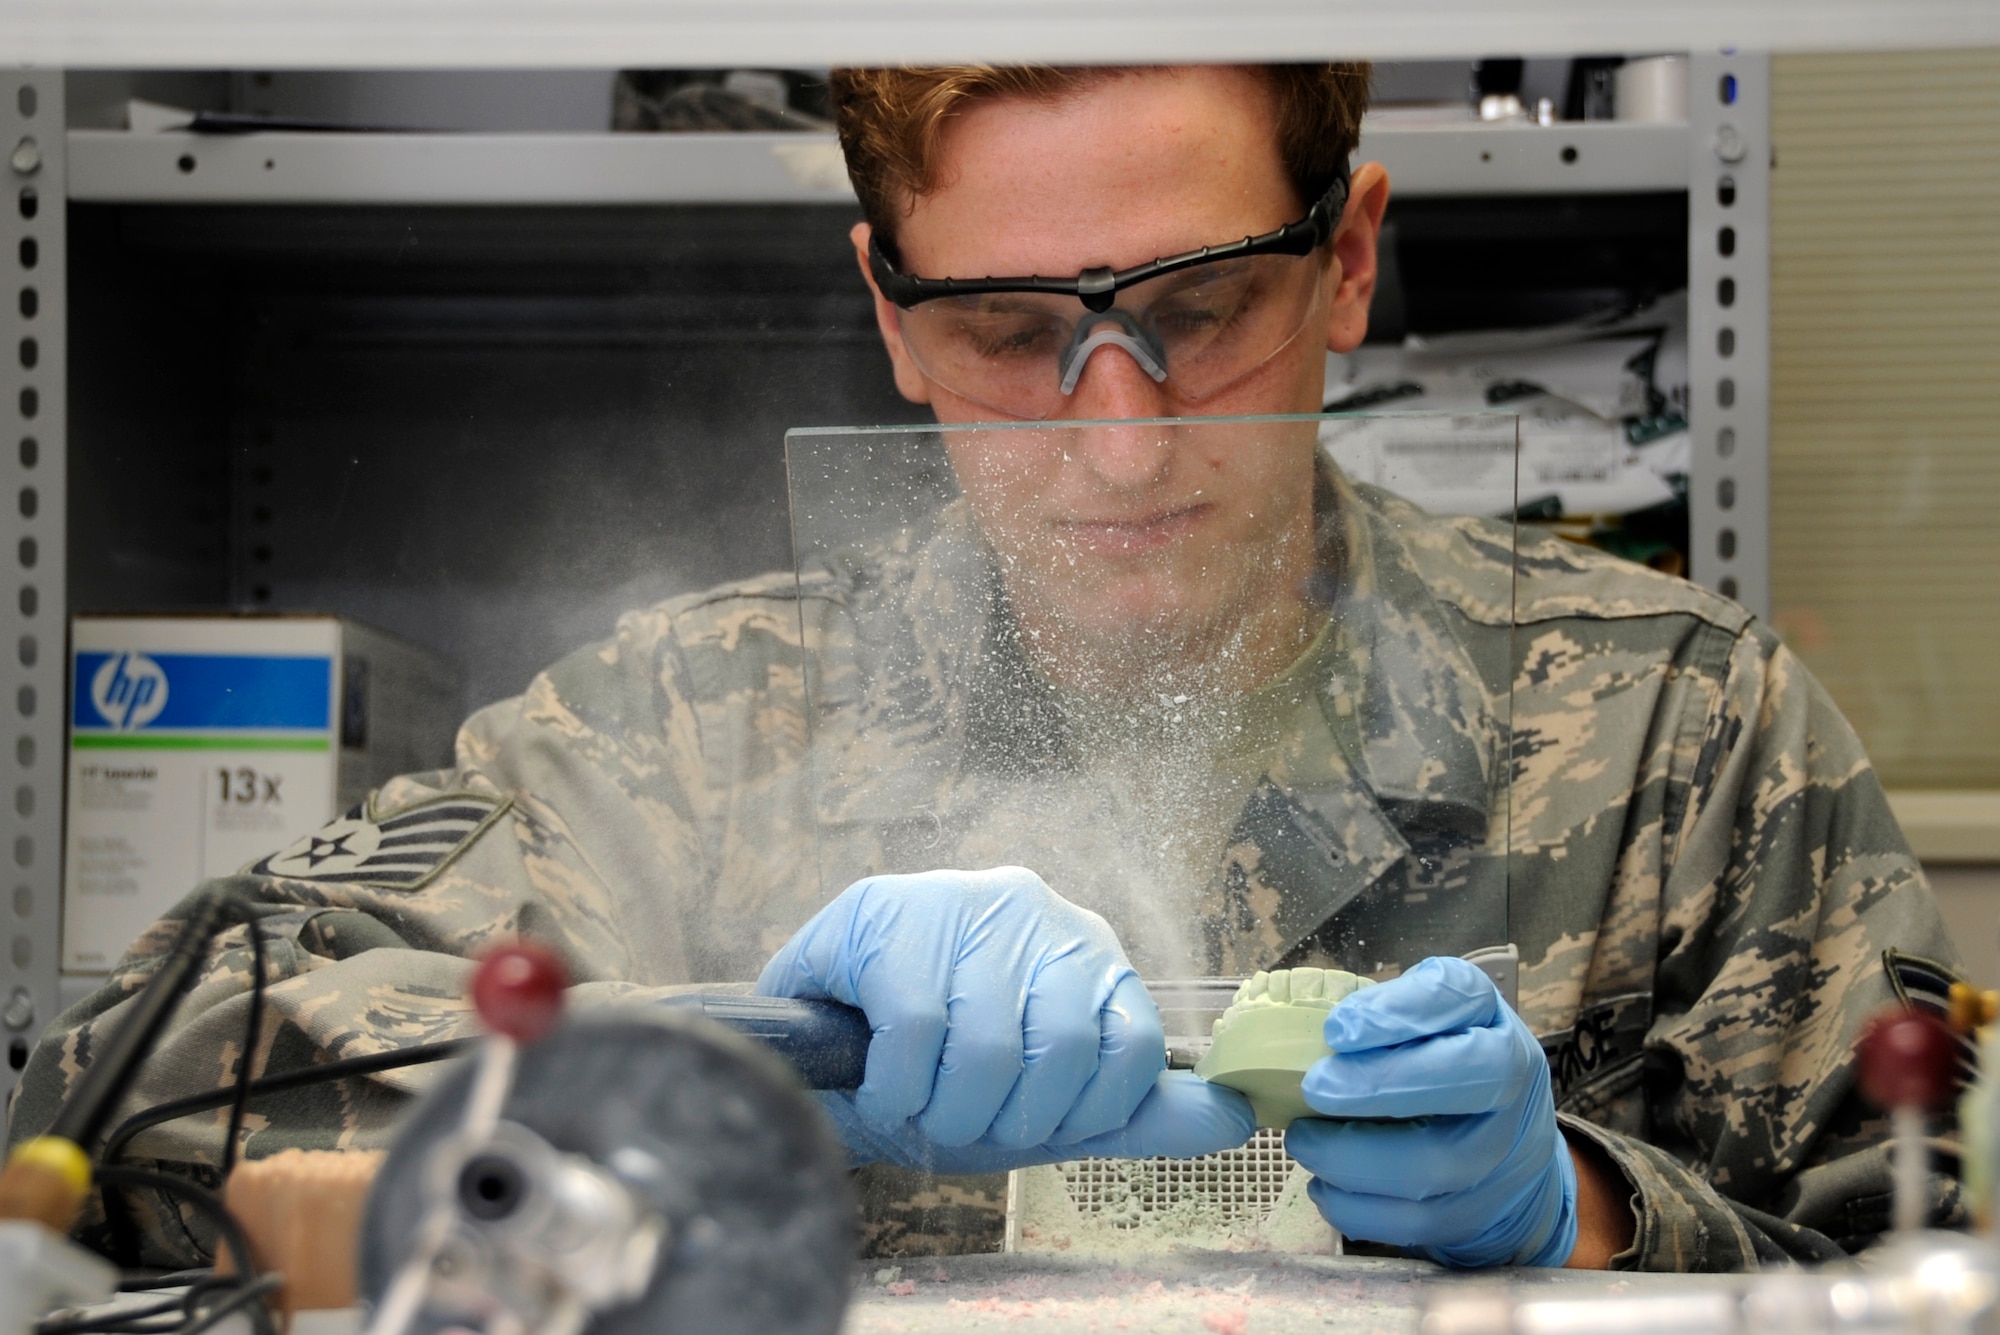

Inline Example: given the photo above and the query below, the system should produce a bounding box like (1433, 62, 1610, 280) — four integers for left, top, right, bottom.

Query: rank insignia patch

(252, 793, 510, 890)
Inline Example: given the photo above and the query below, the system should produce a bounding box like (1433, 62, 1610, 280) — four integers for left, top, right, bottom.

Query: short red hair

(829, 64, 1373, 254)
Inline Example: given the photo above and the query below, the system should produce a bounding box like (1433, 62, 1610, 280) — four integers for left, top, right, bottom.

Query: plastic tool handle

(662, 994, 873, 1092)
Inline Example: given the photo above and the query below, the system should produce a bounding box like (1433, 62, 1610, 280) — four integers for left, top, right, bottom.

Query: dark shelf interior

(68, 201, 922, 711)
(67, 191, 1687, 714)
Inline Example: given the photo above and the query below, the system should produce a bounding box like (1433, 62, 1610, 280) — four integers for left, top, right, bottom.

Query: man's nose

(1063, 343, 1175, 484)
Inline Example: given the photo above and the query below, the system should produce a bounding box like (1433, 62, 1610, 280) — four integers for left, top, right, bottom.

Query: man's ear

(852, 220, 934, 406)
(1324, 162, 1392, 355)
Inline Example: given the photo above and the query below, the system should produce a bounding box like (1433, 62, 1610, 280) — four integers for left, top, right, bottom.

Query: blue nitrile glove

(757, 865, 1256, 1172)
(1284, 956, 1578, 1269)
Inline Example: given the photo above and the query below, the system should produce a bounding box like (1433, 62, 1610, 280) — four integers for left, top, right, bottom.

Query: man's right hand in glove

(756, 865, 1255, 1173)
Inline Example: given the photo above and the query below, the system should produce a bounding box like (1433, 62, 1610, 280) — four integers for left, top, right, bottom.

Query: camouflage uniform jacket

(10, 466, 1966, 1271)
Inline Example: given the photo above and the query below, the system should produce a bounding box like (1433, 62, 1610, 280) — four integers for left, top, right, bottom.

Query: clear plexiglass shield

(784, 412, 1519, 987)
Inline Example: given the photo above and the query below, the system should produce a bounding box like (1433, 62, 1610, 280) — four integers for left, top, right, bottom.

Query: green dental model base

(1192, 967, 1375, 1129)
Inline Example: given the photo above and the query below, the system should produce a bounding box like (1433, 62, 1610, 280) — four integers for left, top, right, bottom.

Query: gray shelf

(66, 120, 1689, 206)
(8, 2, 2000, 70)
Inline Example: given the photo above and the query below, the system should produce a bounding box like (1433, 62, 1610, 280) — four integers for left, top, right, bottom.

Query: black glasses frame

(869, 161, 1352, 316)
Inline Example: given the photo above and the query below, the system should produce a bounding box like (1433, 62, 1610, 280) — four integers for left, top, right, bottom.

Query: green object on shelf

(1192, 967, 1375, 1129)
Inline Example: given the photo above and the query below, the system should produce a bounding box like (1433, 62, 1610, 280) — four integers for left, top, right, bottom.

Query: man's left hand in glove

(1284, 956, 1599, 1269)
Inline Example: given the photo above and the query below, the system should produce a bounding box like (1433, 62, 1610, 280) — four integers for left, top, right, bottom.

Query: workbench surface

(843, 1249, 1705, 1334)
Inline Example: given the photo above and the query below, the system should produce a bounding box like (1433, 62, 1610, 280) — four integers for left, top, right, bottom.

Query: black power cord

(80, 1168, 277, 1335)
(103, 1039, 472, 1169)
(92, 1167, 259, 1297)
(41, 884, 272, 1178)
(177, 1277, 284, 1335)
(86, 1034, 474, 1335)
(44, 894, 237, 1154)
(116, 1271, 214, 1293)
(24, 886, 462, 1335)
(18, 885, 276, 1325)
(220, 915, 267, 1178)
(84, 894, 270, 1270)
(99, 1038, 472, 1268)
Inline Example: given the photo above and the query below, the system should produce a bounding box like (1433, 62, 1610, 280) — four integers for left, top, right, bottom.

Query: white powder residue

(845, 1250, 1432, 1335)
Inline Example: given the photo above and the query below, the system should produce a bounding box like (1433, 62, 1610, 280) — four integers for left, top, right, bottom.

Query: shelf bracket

(2, 68, 65, 1104)
(1687, 51, 1771, 620)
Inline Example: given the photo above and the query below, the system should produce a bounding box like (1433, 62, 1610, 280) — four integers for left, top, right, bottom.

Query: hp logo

(90, 653, 169, 731)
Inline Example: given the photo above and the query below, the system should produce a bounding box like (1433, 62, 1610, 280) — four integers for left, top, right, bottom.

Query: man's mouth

(1051, 502, 1212, 556)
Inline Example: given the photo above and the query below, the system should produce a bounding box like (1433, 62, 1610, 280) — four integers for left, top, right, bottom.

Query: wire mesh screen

(1063, 1129, 1298, 1225)
(1008, 1131, 1333, 1255)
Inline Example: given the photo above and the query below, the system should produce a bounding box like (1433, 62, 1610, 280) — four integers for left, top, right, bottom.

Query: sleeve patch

(250, 792, 511, 891)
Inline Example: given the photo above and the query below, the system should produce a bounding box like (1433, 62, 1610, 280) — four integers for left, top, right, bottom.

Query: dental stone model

(1193, 967, 1375, 1129)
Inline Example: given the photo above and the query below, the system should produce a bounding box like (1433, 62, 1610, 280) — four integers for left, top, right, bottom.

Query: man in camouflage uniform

(9, 63, 1965, 1272)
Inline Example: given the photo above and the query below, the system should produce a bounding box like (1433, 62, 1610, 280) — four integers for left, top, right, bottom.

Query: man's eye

(1153, 285, 1261, 338)
(960, 318, 1062, 357)
(1155, 304, 1229, 334)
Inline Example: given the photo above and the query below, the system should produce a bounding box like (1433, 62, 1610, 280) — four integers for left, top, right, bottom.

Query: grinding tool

(358, 949, 857, 1335)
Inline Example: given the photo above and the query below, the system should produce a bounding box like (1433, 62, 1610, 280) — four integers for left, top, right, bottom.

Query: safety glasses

(870, 163, 1350, 420)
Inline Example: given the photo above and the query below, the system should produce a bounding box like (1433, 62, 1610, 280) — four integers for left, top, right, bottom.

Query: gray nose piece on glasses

(1057, 309, 1170, 395)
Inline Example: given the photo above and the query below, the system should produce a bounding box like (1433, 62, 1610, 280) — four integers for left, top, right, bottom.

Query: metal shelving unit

(1, 63, 1770, 1104)
(65, 120, 1692, 204)
(1687, 51, 1771, 616)
(3, 70, 64, 1086)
